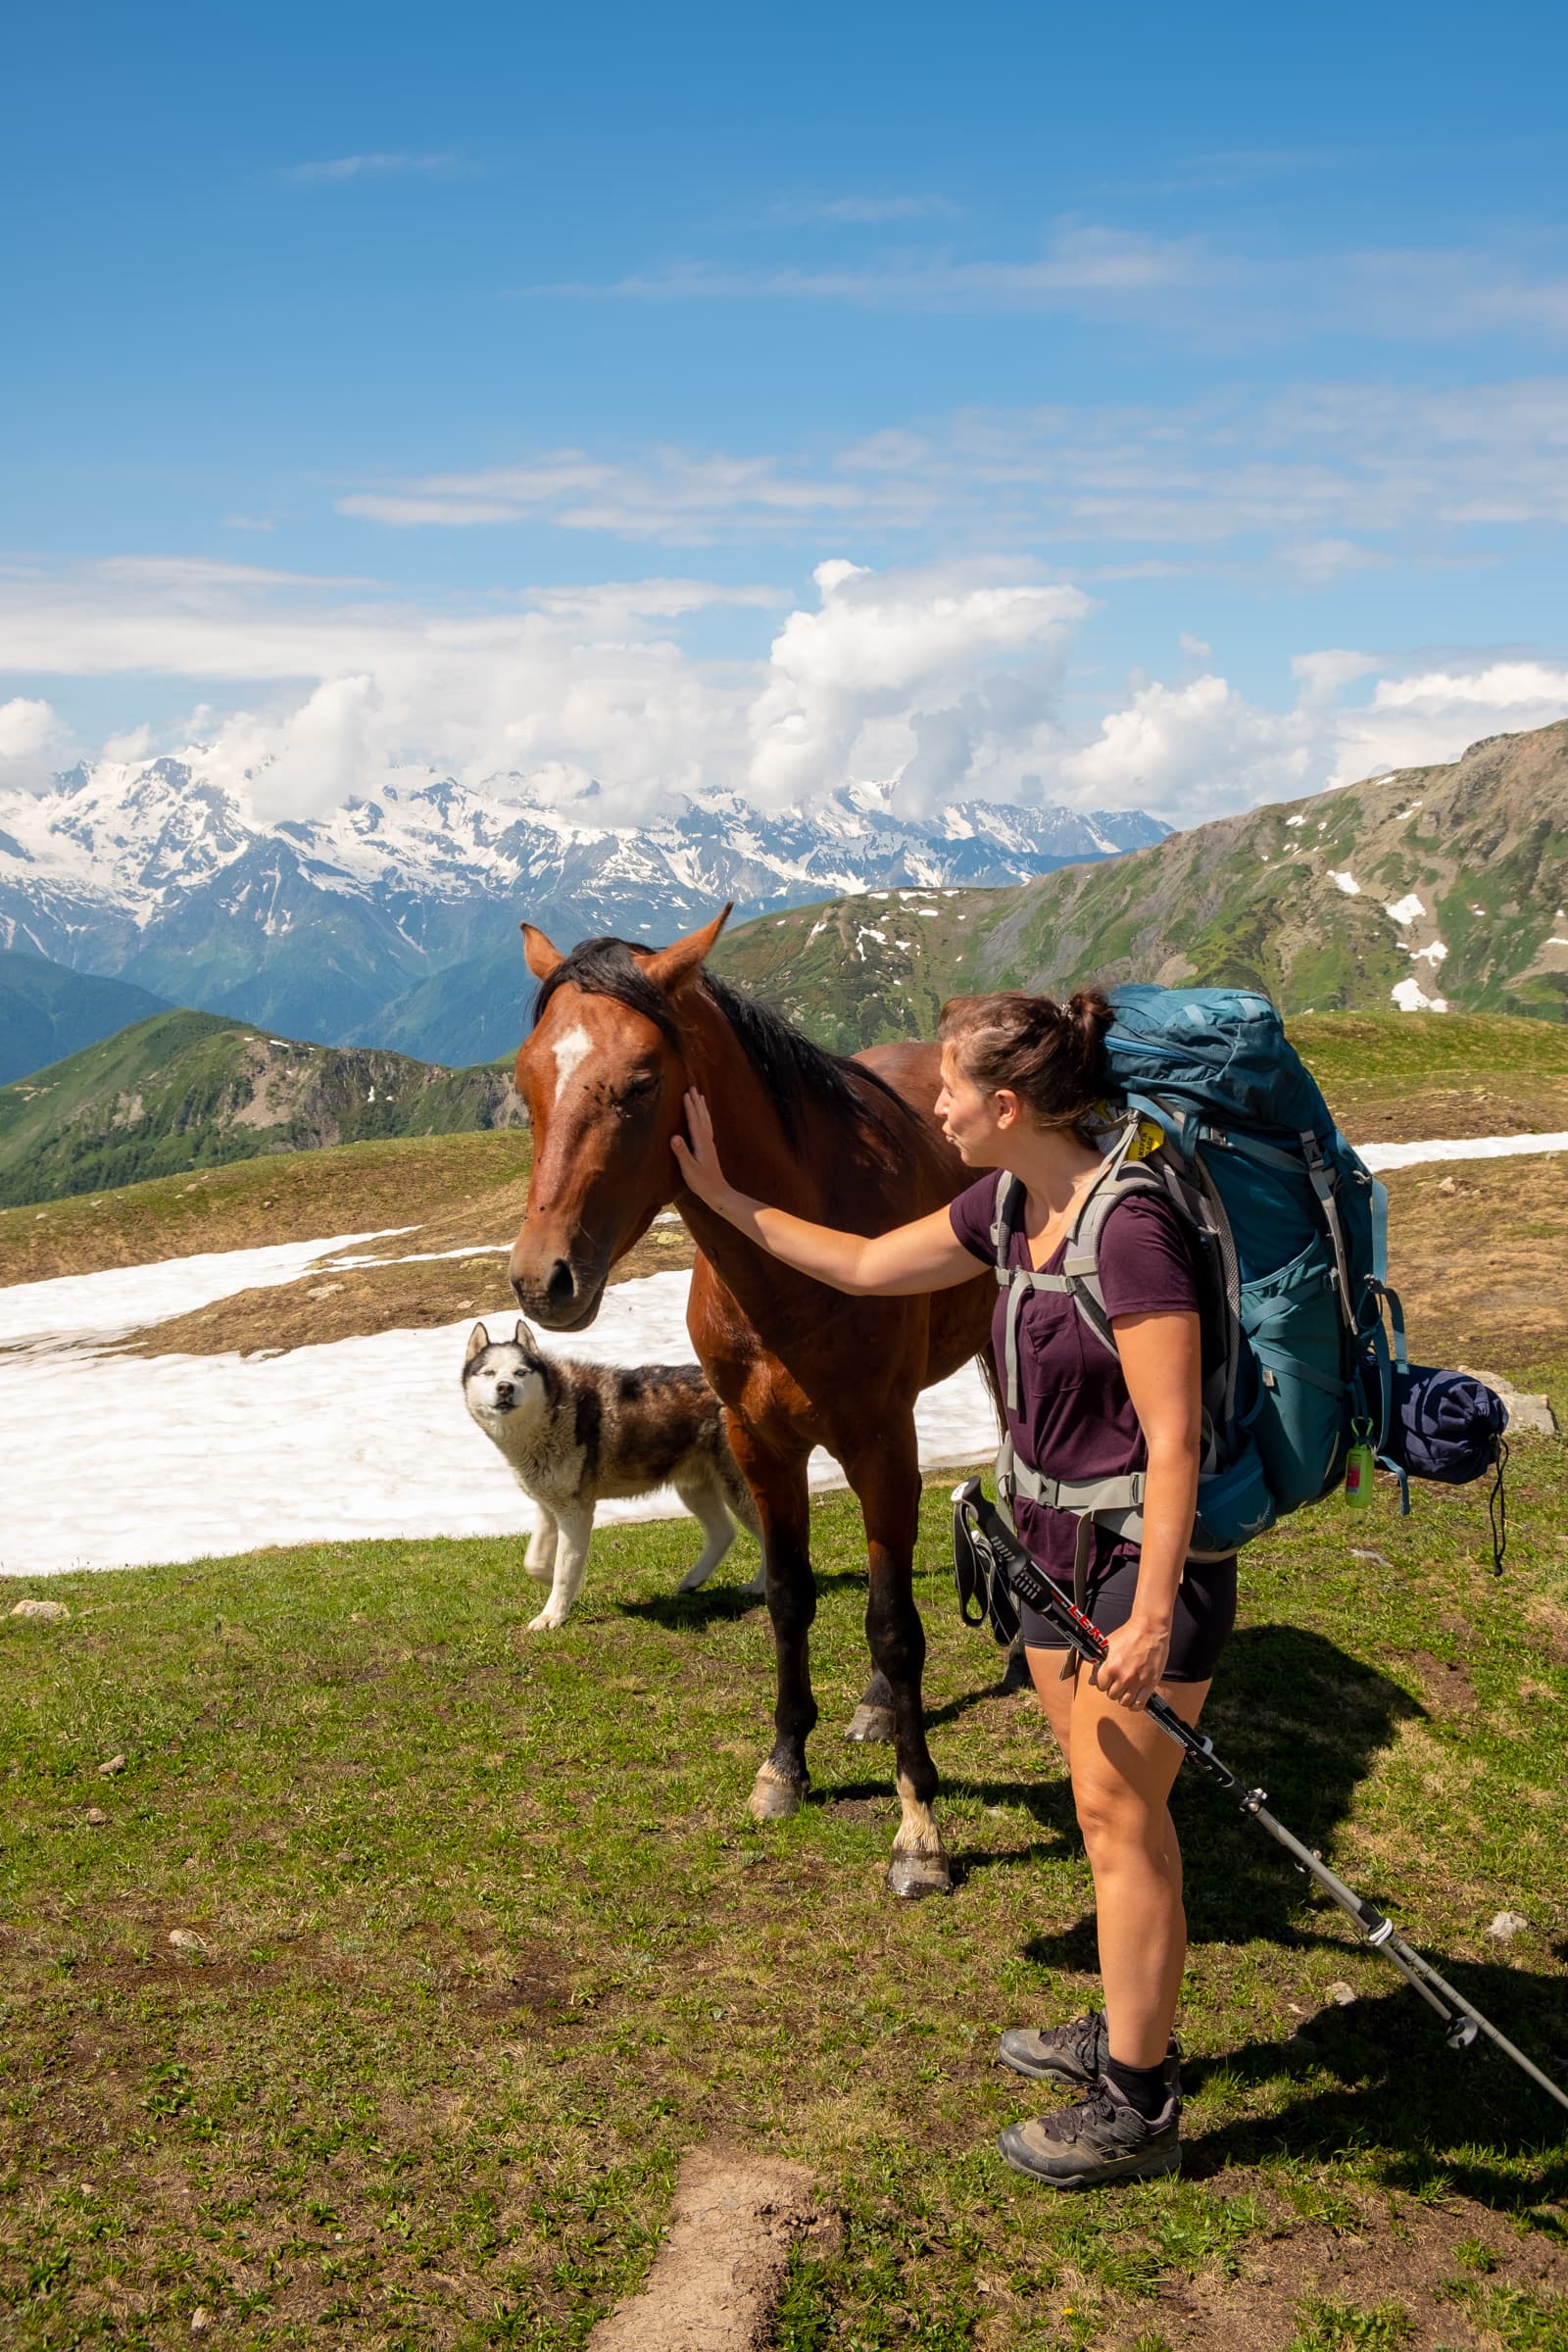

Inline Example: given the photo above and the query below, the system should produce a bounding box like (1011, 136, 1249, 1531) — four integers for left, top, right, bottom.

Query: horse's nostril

(544, 1259, 575, 1311)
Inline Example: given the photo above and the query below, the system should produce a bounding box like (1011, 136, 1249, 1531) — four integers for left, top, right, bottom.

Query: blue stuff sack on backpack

(1385, 1366, 1508, 1485)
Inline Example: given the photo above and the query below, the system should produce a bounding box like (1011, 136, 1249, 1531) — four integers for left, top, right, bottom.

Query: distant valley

(0, 1010, 519, 1208)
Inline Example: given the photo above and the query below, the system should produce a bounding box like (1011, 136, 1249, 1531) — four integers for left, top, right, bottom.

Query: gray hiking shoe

(997, 2009, 1180, 2089)
(998, 2076, 1182, 2190)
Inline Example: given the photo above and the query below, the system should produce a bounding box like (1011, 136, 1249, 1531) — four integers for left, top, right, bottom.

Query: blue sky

(4, 0, 1568, 824)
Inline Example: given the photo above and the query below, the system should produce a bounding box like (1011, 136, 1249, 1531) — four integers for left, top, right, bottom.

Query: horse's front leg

(846, 1426, 951, 1900)
(725, 1422, 817, 1823)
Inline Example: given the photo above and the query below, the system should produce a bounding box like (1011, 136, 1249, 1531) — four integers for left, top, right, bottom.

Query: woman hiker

(671, 987, 1235, 2189)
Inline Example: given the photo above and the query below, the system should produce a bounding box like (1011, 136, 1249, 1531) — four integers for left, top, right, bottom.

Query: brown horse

(508, 906, 995, 1897)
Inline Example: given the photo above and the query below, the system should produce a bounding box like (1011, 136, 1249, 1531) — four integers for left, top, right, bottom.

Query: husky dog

(462, 1319, 764, 1630)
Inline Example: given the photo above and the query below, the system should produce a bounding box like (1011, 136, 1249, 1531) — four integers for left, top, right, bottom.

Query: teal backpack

(989, 984, 1407, 1569)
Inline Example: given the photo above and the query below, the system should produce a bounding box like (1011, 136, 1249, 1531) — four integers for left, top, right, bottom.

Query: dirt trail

(587, 2143, 830, 2352)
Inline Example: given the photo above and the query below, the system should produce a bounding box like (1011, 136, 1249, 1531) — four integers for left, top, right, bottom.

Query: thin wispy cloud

(332, 379, 1568, 567)
(282, 151, 464, 184)
(767, 193, 960, 225)
(524, 218, 1568, 346)
(535, 223, 1214, 311)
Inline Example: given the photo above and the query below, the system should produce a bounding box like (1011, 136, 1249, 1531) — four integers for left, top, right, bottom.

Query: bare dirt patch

(0, 1130, 532, 1286)
(1135, 2180, 1560, 2351)
(588, 2142, 831, 2352)
(1381, 1153, 1568, 1371)
(1338, 1076, 1568, 1145)
(115, 1218, 700, 1356)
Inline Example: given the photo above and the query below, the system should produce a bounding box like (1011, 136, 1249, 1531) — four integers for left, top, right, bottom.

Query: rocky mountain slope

(0, 1011, 522, 1209)
(0, 948, 173, 1085)
(0, 755, 1165, 1063)
(713, 721, 1568, 1046)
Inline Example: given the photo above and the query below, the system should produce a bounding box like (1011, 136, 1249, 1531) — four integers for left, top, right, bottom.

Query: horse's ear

(520, 922, 564, 981)
(644, 904, 733, 999)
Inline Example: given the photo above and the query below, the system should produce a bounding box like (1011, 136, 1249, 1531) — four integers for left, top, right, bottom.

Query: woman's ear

(993, 1087, 1020, 1129)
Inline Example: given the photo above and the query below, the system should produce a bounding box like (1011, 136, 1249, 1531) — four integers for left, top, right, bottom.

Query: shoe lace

(1039, 2079, 1118, 2145)
(1056, 2010, 1104, 2071)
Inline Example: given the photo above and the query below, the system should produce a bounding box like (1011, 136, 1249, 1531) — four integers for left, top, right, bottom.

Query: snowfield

(4, 1127, 1564, 1581)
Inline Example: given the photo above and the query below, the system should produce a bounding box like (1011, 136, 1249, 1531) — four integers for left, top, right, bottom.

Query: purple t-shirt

(950, 1171, 1200, 1586)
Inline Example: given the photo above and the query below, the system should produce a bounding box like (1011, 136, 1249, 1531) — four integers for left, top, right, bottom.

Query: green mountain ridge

(0, 1011, 523, 1210)
(0, 948, 174, 1084)
(713, 719, 1568, 1048)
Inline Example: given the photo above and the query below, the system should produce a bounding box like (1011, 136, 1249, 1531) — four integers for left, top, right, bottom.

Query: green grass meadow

(3, 1422, 1567, 2348)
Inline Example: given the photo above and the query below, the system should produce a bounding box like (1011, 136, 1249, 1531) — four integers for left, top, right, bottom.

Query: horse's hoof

(885, 1851, 953, 1900)
(843, 1704, 897, 1743)
(748, 1767, 807, 1823)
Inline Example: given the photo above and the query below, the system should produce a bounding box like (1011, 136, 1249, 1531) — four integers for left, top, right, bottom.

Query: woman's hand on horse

(1090, 1615, 1171, 1710)
(671, 1088, 734, 1210)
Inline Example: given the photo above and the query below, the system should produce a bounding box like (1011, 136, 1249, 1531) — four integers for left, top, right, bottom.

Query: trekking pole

(951, 1478, 1568, 2121)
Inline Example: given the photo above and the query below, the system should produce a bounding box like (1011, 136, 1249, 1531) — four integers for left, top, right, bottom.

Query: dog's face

(462, 1318, 550, 1425)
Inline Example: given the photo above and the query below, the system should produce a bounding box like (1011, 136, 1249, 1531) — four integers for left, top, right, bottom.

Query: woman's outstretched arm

(670, 1087, 979, 1298)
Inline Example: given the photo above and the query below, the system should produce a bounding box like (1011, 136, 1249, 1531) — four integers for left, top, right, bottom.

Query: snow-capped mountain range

(0, 755, 1167, 1065)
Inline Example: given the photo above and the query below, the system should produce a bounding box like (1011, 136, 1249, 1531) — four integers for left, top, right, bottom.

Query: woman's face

(934, 1049, 1007, 1164)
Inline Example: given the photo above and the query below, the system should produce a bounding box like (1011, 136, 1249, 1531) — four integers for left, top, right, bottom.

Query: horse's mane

(532, 934, 917, 1148)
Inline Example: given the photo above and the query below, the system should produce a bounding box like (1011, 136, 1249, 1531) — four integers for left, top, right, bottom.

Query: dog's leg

(524, 1509, 559, 1584)
(672, 1470, 737, 1592)
(526, 1504, 592, 1631)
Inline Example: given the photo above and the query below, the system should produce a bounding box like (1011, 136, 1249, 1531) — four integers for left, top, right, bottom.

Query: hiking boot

(997, 2009, 1180, 2089)
(998, 2076, 1181, 2190)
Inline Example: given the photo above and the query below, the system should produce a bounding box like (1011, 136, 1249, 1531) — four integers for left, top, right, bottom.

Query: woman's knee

(1073, 1772, 1168, 1865)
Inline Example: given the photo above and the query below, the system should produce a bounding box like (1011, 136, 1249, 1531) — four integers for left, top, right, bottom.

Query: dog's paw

(526, 1607, 568, 1632)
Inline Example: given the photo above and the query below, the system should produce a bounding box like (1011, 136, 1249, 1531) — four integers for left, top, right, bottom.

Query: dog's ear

(514, 1315, 537, 1353)
(465, 1322, 490, 1366)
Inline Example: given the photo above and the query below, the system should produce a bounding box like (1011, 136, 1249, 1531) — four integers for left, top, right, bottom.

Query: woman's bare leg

(1028, 1650, 1207, 2068)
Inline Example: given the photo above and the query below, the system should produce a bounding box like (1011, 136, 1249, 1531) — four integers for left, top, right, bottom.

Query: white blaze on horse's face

(548, 1021, 595, 1108)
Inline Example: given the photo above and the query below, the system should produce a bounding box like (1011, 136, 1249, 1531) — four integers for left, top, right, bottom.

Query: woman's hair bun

(1066, 987, 1114, 1078)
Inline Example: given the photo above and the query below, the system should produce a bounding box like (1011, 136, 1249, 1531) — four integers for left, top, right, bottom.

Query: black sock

(1105, 2054, 1170, 2120)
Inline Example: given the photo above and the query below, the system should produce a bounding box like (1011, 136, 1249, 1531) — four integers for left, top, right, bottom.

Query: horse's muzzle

(509, 1250, 605, 1332)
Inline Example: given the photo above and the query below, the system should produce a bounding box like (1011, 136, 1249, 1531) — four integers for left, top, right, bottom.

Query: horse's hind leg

(725, 1424, 817, 1823)
(847, 1430, 952, 1900)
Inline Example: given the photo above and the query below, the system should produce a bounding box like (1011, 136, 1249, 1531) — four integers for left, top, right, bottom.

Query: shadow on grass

(615, 1563, 866, 1630)
(1181, 1971, 1568, 2202)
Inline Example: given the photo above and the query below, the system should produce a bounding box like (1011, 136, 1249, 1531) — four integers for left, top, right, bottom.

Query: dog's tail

(716, 1410, 763, 1541)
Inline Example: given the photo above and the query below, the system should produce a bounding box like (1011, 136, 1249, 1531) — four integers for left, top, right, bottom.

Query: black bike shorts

(1021, 1552, 1237, 1685)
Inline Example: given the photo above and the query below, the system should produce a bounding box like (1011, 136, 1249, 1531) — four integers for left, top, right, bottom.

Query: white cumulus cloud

(747, 560, 1091, 808)
(0, 697, 74, 792)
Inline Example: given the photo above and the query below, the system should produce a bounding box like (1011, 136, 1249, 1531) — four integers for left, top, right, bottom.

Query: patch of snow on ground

(6, 1142, 1564, 1582)
(1410, 940, 1449, 965)
(1358, 1132, 1568, 1171)
(1392, 977, 1449, 1012)
(1385, 894, 1426, 926)
(1330, 871, 1360, 895)
(0, 1230, 411, 1351)
(0, 1260, 1007, 1580)
(1286, 814, 1306, 827)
